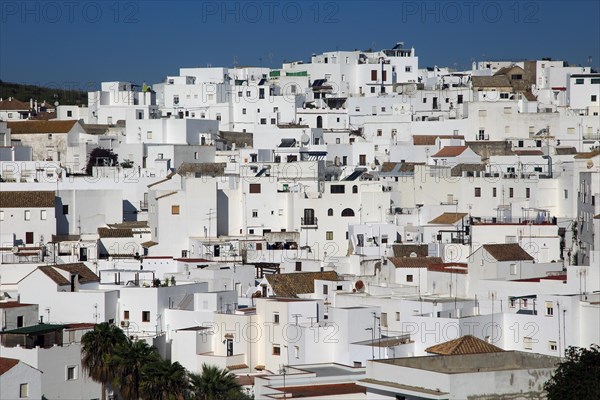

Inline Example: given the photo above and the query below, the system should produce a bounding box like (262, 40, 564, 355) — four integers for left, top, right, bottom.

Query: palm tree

(109, 338, 158, 400)
(189, 364, 244, 400)
(81, 322, 127, 400)
(140, 358, 188, 400)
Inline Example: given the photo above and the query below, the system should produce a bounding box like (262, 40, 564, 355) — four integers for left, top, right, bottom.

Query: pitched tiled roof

(6, 120, 77, 134)
(0, 302, 35, 309)
(283, 383, 365, 398)
(266, 271, 339, 297)
(0, 191, 55, 208)
(428, 212, 468, 225)
(388, 257, 443, 268)
(98, 227, 133, 238)
(482, 243, 534, 261)
(412, 135, 465, 146)
(425, 335, 504, 355)
(391, 244, 429, 258)
(39, 263, 99, 285)
(471, 75, 511, 88)
(450, 163, 486, 177)
(432, 146, 468, 158)
(0, 98, 30, 111)
(0, 357, 20, 375)
(177, 162, 226, 176)
(554, 147, 577, 155)
(574, 148, 600, 159)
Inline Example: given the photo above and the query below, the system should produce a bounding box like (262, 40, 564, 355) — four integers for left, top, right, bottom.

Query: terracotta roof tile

(471, 75, 511, 88)
(282, 383, 365, 397)
(266, 271, 339, 297)
(428, 212, 468, 225)
(7, 120, 77, 134)
(432, 146, 468, 158)
(98, 227, 133, 238)
(388, 257, 443, 268)
(413, 135, 465, 146)
(0, 302, 36, 309)
(0, 357, 20, 375)
(574, 148, 600, 159)
(514, 149, 544, 156)
(39, 263, 99, 285)
(482, 243, 534, 261)
(0, 191, 55, 208)
(425, 335, 505, 355)
(0, 98, 30, 111)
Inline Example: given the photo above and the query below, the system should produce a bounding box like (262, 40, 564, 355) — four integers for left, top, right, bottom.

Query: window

(252, 210, 258, 218)
(341, 208, 355, 217)
(171, 205, 180, 215)
(326, 231, 333, 240)
(575, 78, 584, 84)
(405, 66, 412, 72)
(509, 188, 514, 198)
(294, 345, 300, 358)
(474, 187, 481, 197)
(546, 302, 554, 316)
(592, 95, 598, 102)
(510, 264, 517, 275)
(124, 310, 130, 320)
(242, 108, 246, 114)
(20, 383, 28, 398)
(406, 275, 413, 282)
(510, 299, 516, 308)
(352, 185, 358, 194)
(501, 93, 509, 100)
(377, 129, 382, 136)
(260, 118, 267, 125)
(271, 118, 276, 124)
(63, 205, 69, 215)
(273, 313, 280, 324)
(24, 210, 31, 221)
(359, 154, 367, 165)
(370, 87, 376, 93)
(523, 337, 533, 350)
(17, 315, 24, 327)
(493, 187, 497, 197)
(67, 366, 78, 380)
(0, 211, 3, 221)
(548, 341, 557, 351)
(249, 184, 261, 193)
(591, 78, 600, 84)
(330, 185, 345, 194)
(323, 285, 329, 295)
(396, 312, 400, 321)
(327, 208, 334, 216)
(142, 311, 150, 322)
(511, 74, 522, 80)
(381, 312, 388, 327)
(67, 110, 73, 117)
(25, 232, 34, 244)
(526, 188, 530, 199)
(272, 345, 281, 356)
(457, 95, 463, 104)
(371, 70, 377, 81)
(295, 261, 302, 272)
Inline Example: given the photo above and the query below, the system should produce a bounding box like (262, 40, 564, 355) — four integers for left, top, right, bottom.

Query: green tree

(140, 358, 188, 400)
(544, 345, 600, 399)
(188, 364, 245, 400)
(81, 322, 128, 400)
(109, 339, 159, 400)
(85, 147, 118, 175)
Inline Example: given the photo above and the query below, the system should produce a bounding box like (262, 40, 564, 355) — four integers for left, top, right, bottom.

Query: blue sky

(1, 0, 599, 90)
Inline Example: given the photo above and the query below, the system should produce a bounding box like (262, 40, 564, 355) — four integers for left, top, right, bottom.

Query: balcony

(301, 217, 318, 229)
(196, 352, 247, 370)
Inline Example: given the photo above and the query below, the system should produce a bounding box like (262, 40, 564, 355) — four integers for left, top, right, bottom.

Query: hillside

(0, 81, 88, 106)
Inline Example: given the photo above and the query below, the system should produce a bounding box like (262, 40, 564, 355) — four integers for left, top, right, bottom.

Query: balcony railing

(301, 217, 318, 228)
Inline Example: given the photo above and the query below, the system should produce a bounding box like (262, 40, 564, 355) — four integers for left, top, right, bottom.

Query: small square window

(326, 231, 333, 240)
(171, 205, 180, 215)
(24, 210, 31, 221)
(66, 366, 78, 380)
(273, 345, 281, 355)
(406, 275, 413, 282)
(142, 311, 150, 322)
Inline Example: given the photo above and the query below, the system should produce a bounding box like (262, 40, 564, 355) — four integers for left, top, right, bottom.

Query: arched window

(341, 208, 355, 217)
(316, 115, 323, 128)
(352, 185, 358, 194)
(327, 208, 333, 216)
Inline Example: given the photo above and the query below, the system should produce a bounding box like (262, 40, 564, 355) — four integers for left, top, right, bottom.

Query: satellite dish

(587, 160, 594, 169)
(370, 162, 376, 170)
(301, 133, 310, 145)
